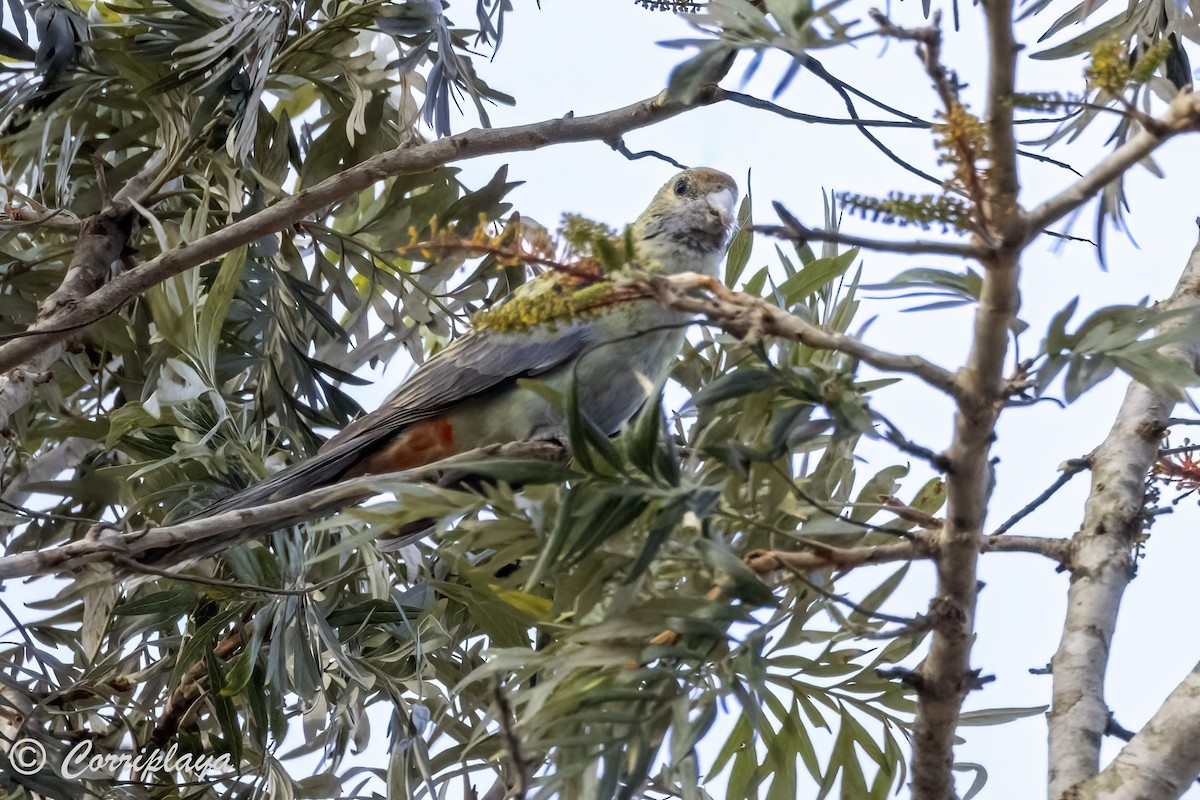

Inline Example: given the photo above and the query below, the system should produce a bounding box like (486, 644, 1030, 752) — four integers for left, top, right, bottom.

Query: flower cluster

(839, 191, 975, 233)
(1086, 37, 1173, 95)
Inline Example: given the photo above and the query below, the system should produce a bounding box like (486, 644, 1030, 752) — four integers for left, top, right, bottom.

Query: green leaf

(1042, 296, 1080, 355)
(626, 495, 687, 582)
(954, 762, 989, 800)
(725, 191, 754, 287)
(849, 564, 910, 626)
(627, 386, 665, 478)
(850, 464, 909, 523)
(325, 599, 419, 628)
(957, 705, 1049, 726)
(779, 249, 858, 307)
(113, 589, 196, 616)
(219, 648, 255, 696)
(429, 457, 576, 485)
(909, 477, 946, 517)
(1111, 351, 1199, 399)
(1063, 354, 1115, 403)
(697, 539, 777, 607)
(198, 245, 247, 373)
(666, 43, 735, 102)
(204, 643, 243, 764)
(695, 369, 782, 406)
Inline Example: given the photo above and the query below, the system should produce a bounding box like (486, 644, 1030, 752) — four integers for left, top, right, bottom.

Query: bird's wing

(193, 322, 591, 517)
(322, 323, 591, 451)
(323, 264, 612, 452)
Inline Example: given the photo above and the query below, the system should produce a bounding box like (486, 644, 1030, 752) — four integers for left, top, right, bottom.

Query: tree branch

(1023, 89, 1200, 241)
(745, 531, 1070, 577)
(0, 440, 568, 580)
(646, 272, 959, 395)
(0, 89, 723, 377)
(746, 539, 932, 574)
(1070, 660, 1200, 800)
(901, 0, 1022, 790)
(492, 675, 532, 800)
(0, 437, 97, 539)
(0, 203, 82, 233)
(0, 150, 170, 431)
(1048, 232, 1200, 800)
(797, 54, 943, 187)
(990, 456, 1090, 535)
(722, 89, 931, 129)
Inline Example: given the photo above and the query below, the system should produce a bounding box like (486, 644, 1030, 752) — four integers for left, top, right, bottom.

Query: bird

(194, 167, 738, 522)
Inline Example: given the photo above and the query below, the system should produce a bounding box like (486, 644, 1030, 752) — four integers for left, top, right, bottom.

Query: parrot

(194, 167, 738, 521)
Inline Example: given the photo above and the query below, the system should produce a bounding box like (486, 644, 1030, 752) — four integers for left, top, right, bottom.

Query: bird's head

(633, 168, 738, 273)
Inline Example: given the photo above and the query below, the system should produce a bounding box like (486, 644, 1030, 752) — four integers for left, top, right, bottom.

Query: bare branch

(0, 149, 172, 431)
(646, 272, 959, 395)
(982, 0, 1020, 227)
(1024, 89, 1200, 241)
(983, 534, 1072, 564)
(0, 441, 568, 581)
(797, 54, 943, 187)
(0, 89, 723, 377)
(152, 628, 245, 748)
(0, 204, 81, 233)
(903, 0, 1023, 789)
(492, 675, 532, 800)
(1048, 233, 1200, 799)
(745, 532, 1071, 577)
(722, 90, 930, 129)
(757, 202, 986, 259)
(991, 457, 1091, 535)
(746, 540, 931, 574)
(0, 437, 97, 539)
(1071, 660, 1200, 800)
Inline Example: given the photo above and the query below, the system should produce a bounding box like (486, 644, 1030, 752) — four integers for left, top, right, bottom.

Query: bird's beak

(706, 187, 737, 226)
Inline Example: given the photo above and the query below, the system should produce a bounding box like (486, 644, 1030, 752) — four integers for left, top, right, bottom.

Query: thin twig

(991, 457, 1090, 535)
(1016, 148, 1082, 176)
(607, 137, 688, 170)
(800, 55, 930, 124)
(798, 54, 943, 187)
(492, 675, 532, 800)
(723, 90, 930, 129)
(875, 414, 952, 472)
(114, 556, 360, 597)
(775, 557, 924, 627)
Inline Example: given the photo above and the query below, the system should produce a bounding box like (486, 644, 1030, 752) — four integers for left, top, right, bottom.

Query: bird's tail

(187, 442, 372, 520)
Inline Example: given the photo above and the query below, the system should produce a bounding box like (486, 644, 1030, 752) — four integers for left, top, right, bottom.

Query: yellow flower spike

(1130, 39, 1173, 84)
(1086, 37, 1131, 96)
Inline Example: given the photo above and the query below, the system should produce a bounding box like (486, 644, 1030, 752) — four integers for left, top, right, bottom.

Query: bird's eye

(674, 179, 689, 196)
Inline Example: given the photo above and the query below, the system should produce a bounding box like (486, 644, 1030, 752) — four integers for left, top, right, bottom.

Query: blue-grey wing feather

(321, 324, 591, 451)
(193, 325, 590, 517)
